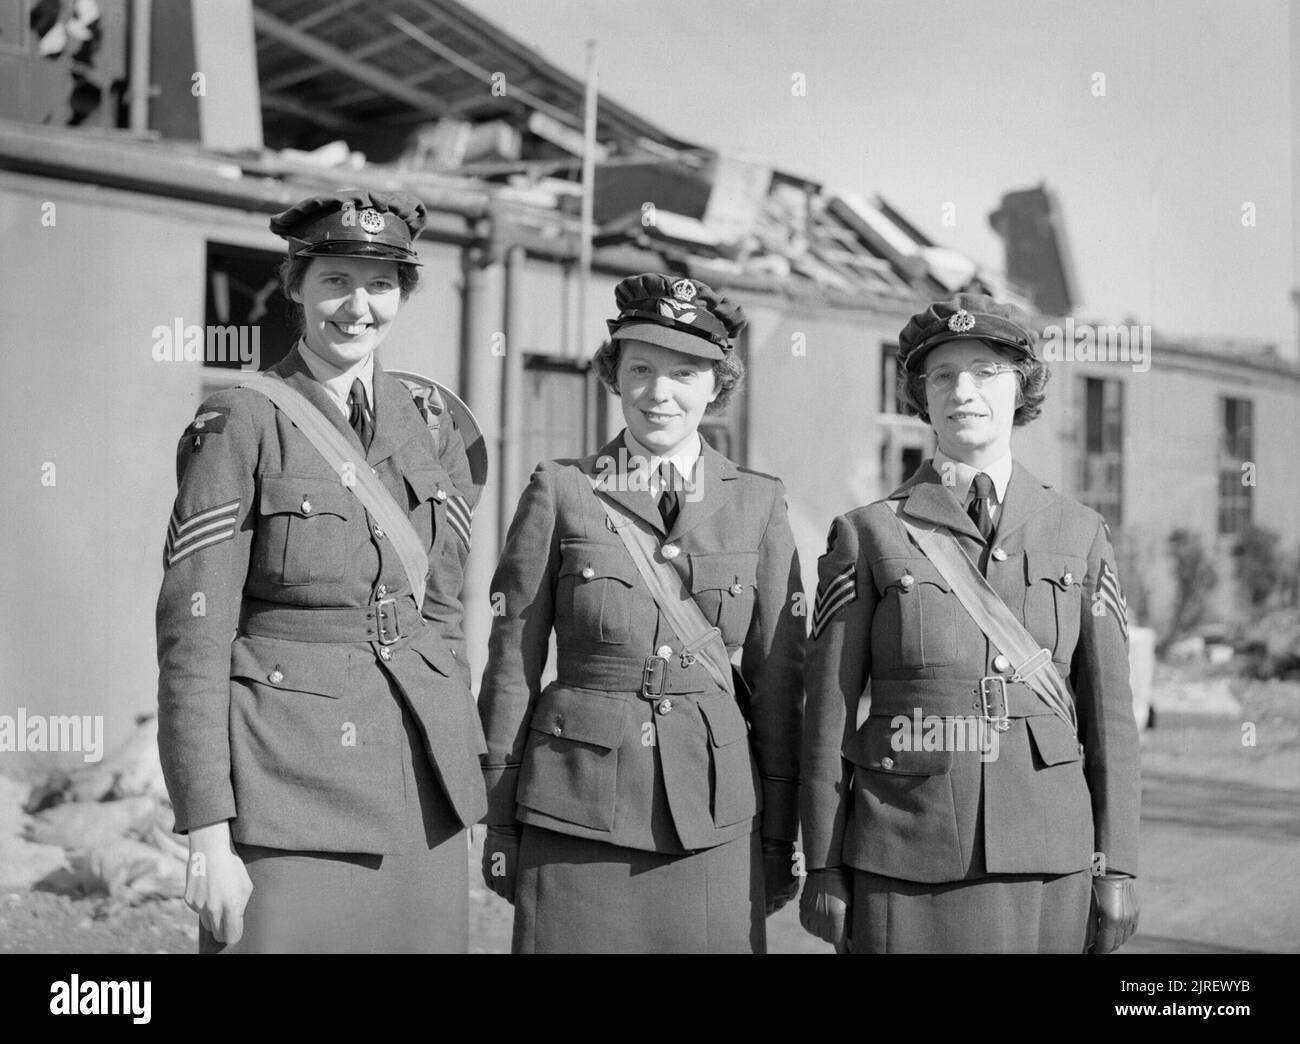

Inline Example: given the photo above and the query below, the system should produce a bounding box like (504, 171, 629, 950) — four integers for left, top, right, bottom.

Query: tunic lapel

(986, 462, 1055, 545)
(585, 434, 665, 534)
(893, 461, 984, 542)
(666, 438, 737, 542)
(275, 348, 362, 451)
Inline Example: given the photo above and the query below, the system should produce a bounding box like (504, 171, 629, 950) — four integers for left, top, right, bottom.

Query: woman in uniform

(477, 273, 805, 953)
(799, 294, 1141, 954)
(155, 190, 487, 953)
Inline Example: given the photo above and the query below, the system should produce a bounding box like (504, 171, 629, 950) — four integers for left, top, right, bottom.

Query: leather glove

(1086, 873, 1139, 954)
(481, 824, 521, 905)
(798, 866, 851, 953)
(762, 839, 800, 916)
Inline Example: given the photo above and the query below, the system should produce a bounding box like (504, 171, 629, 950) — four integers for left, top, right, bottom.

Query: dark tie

(348, 377, 373, 453)
(657, 462, 680, 533)
(968, 472, 995, 543)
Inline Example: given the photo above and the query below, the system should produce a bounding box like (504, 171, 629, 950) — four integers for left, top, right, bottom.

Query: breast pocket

(1023, 551, 1087, 662)
(403, 464, 452, 553)
(688, 552, 758, 643)
(255, 474, 354, 585)
(871, 557, 957, 668)
(557, 540, 639, 645)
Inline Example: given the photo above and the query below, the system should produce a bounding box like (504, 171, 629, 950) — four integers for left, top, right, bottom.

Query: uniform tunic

(800, 460, 1140, 953)
(156, 345, 487, 953)
(479, 435, 805, 953)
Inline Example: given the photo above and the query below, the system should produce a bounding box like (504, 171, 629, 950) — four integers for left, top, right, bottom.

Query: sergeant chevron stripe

(811, 563, 857, 640)
(1098, 560, 1128, 639)
(445, 493, 472, 550)
(165, 499, 240, 568)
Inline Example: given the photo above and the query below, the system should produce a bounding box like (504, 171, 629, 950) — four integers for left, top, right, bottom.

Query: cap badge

(658, 298, 698, 325)
(671, 279, 697, 302)
(947, 309, 976, 333)
(358, 208, 385, 235)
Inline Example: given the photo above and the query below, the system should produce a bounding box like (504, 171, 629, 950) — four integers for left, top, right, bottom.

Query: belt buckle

(978, 676, 1011, 732)
(375, 597, 401, 646)
(641, 656, 667, 699)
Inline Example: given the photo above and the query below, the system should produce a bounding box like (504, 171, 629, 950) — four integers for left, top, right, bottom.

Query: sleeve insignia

(810, 563, 857, 640)
(1097, 560, 1129, 640)
(183, 407, 231, 452)
(445, 492, 472, 550)
(164, 499, 240, 568)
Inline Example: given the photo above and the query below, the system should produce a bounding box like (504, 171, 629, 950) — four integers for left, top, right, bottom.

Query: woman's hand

(1087, 873, 1139, 954)
(481, 824, 522, 905)
(186, 821, 253, 945)
(799, 866, 852, 953)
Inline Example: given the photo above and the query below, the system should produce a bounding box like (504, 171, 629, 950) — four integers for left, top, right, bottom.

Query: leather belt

(869, 679, 1061, 720)
(240, 596, 422, 646)
(557, 653, 715, 698)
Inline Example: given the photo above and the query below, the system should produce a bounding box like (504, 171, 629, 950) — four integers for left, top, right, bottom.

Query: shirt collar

(932, 448, 1013, 506)
(622, 430, 703, 491)
(297, 341, 375, 417)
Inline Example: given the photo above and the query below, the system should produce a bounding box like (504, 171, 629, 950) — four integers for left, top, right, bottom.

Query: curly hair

(897, 346, 1050, 427)
(593, 339, 745, 415)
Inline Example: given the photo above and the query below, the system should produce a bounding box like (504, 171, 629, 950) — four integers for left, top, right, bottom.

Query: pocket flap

(842, 715, 953, 775)
(527, 687, 628, 750)
(1027, 715, 1084, 766)
(1025, 550, 1086, 590)
(697, 692, 749, 746)
(404, 465, 453, 505)
(408, 626, 457, 677)
(874, 557, 952, 594)
(558, 541, 638, 587)
(688, 551, 758, 594)
(230, 634, 349, 698)
(259, 474, 353, 520)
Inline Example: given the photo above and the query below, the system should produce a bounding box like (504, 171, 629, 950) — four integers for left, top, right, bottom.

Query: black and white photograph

(0, 0, 1295, 992)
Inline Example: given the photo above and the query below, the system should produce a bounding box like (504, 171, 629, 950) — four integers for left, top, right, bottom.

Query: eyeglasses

(922, 363, 1020, 391)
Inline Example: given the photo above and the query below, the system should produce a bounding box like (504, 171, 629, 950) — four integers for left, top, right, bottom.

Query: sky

(462, 0, 1294, 350)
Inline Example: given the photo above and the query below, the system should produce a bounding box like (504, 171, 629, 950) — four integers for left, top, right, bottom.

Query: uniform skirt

(512, 825, 764, 954)
(201, 676, 466, 954)
(849, 868, 1093, 954)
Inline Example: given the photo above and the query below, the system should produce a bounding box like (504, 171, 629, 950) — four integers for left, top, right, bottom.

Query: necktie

(348, 378, 373, 453)
(968, 472, 995, 543)
(657, 462, 680, 533)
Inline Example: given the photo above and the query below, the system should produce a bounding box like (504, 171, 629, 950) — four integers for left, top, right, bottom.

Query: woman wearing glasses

(799, 294, 1141, 953)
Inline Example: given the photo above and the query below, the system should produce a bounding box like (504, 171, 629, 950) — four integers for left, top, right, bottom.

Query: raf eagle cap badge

(947, 308, 976, 333)
(358, 208, 386, 235)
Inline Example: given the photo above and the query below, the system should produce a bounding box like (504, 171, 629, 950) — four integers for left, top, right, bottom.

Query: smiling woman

(155, 190, 487, 954)
(477, 272, 806, 954)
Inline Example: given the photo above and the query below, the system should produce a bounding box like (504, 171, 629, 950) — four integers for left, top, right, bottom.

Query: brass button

(435, 486, 448, 502)
(881, 756, 895, 769)
(552, 715, 565, 737)
(376, 584, 387, 597)
(1062, 571, 1074, 586)
(268, 668, 284, 684)
(728, 583, 743, 596)
(992, 654, 1011, 673)
(581, 566, 595, 580)
(991, 547, 1007, 562)
(373, 526, 384, 539)
(300, 498, 312, 514)
(656, 645, 673, 658)
(661, 543, 681, 560)
(899, 573, 914, 590)
(658, 699, 673, 715)
(379, 646, 392, 661)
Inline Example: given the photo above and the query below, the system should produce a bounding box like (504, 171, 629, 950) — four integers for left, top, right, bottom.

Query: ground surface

(3, 678, 1296, 954)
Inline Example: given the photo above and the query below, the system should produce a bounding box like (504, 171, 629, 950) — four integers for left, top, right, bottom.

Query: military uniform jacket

(478, 436, 806, 853)
(800, 461, 1140, 882)
(155, 347, 488, 854)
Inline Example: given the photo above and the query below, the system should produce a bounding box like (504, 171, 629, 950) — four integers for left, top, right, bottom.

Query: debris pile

(0, 715, 186, 904)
